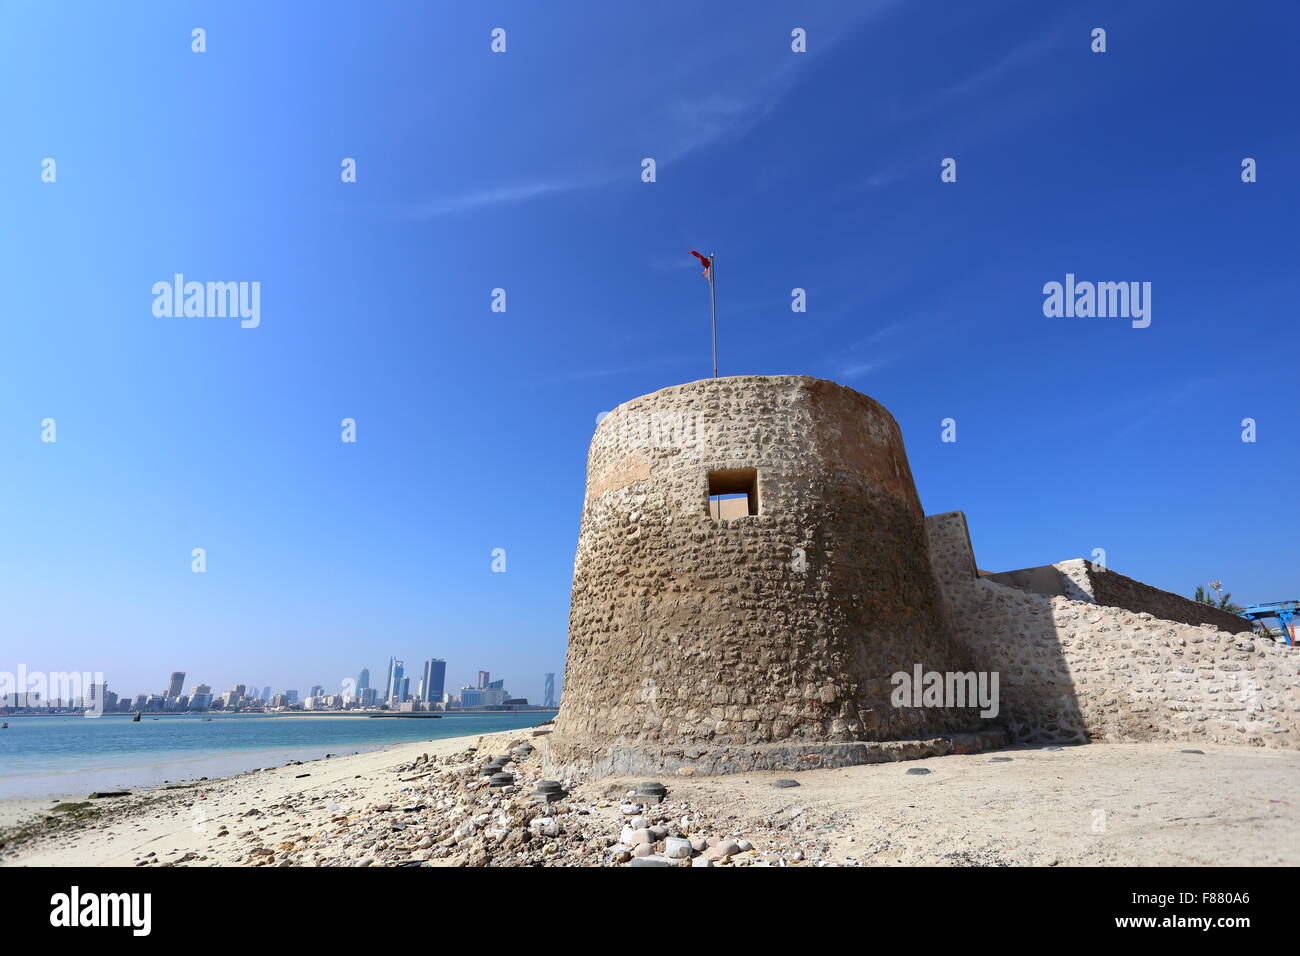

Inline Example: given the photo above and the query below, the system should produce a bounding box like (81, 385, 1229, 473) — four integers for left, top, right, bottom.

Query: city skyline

(76, 660, 560, 711)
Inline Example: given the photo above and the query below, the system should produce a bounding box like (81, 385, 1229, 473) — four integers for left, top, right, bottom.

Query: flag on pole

(689, 250, 712, 279)
(689, 250, 719, 377)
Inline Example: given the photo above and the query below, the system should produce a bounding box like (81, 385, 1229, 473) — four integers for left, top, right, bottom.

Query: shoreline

(0, 741, 396, 810)
(0, 710, 557, 719)
(0, 729, 502, 865)
(0, 734, 421, 830)
(3, 738, 1296, 867)
(0, 711, 560, 805)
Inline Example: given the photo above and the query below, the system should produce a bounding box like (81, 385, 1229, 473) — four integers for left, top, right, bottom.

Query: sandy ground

(0, 734, 476, 867)
(2, 736, 1296, 867)
(0, 798, 61, 831)
(651, 743, 1300, 866)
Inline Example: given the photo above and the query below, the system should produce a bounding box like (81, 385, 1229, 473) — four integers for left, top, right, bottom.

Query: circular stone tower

(547, 375, 986, 776)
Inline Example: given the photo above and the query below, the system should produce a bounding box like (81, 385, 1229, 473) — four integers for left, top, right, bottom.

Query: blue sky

(1, 0, 1295, 701)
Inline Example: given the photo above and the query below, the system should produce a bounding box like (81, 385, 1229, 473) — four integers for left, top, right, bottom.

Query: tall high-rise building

(422, 659, 446, 704)
(543, 673, 556, 708)
(261, 685, 271, 702)
(357, 668, 370, 692)
(166, 671, 185, 698)
(477, 670, 490, 690)
(310, 685, 324, 698)
(400, 677, 410, 701)
(385, 658, 404, 704)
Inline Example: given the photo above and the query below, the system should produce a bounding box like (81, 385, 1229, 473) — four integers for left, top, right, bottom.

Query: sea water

(0, 712, 555, 798)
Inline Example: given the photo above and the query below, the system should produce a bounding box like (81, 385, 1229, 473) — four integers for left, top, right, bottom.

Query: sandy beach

(2, 730, 1296, 867)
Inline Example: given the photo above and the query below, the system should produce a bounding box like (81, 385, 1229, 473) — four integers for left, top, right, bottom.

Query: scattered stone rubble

(121, 737, 849, 867)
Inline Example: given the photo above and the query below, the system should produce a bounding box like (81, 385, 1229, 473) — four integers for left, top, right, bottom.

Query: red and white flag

(689, 250, 719, 377)
(689, 250, 713, 279)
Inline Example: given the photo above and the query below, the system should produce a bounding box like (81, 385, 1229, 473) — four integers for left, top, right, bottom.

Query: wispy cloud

(847, 320, 906, 349)
(889, 16, 1064, 122)
(407, 78, 791, 221)
(822, 280, 994, 381)
(1113, 377, 1216, 439)
(409, 179, 587, 218)
(839, 352, 906, 379)
(411, 2, 900, 220)
(651, 65, 800, 165)
(852, 13, 1066, 192)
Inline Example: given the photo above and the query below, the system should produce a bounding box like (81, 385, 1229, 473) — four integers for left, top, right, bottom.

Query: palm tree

(1193, 581, 1244, 615)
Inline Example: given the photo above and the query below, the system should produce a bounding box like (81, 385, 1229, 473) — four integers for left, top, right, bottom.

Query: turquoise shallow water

(0, 712, 556, 799)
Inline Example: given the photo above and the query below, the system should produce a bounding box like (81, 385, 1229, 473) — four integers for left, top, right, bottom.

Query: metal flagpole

(709, 252, 718, 378)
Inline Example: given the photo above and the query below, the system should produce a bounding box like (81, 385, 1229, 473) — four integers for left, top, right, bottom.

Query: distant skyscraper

(422, 659, 446, 703)
(310, 685, 323, 698)
(460, 681, 508, 708)
(477, 670, 490, 690)
(262, 685, 271, 702)
(357, 668, 370, 692)
(166, 671, 185, 698)
(543, 673, 556, 708)
(385, 658, 405, 703)
(400, 677, 410, 701)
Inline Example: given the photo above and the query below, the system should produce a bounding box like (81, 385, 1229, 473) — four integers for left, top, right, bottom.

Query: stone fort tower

(547, 375, 995, 776)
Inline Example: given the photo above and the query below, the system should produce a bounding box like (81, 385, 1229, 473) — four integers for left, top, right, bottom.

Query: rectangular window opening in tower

(707, 467, 759, 519)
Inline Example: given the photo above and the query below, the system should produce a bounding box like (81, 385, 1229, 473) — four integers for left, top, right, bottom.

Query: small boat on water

(132, 711, 141, 722)
(1, 722, 7, 729)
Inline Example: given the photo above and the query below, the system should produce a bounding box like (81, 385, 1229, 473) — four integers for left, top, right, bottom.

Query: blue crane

(1241, 601, 1299, 646)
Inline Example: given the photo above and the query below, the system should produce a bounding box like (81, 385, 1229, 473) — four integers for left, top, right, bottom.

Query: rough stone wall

(548, 376, 989, 776)
(1081, 562, 1254, 634)
(1055, 560, 1095, 602)
(986, 559, 1252, 633)
(928, 512, 1300, 748)
(981, 563, 1092, 602)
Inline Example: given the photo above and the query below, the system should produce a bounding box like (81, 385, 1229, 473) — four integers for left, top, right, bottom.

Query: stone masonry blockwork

(927, 511, 1300, 748)
(546, 376, 1297, 777)
(547, 376, 993, 776)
